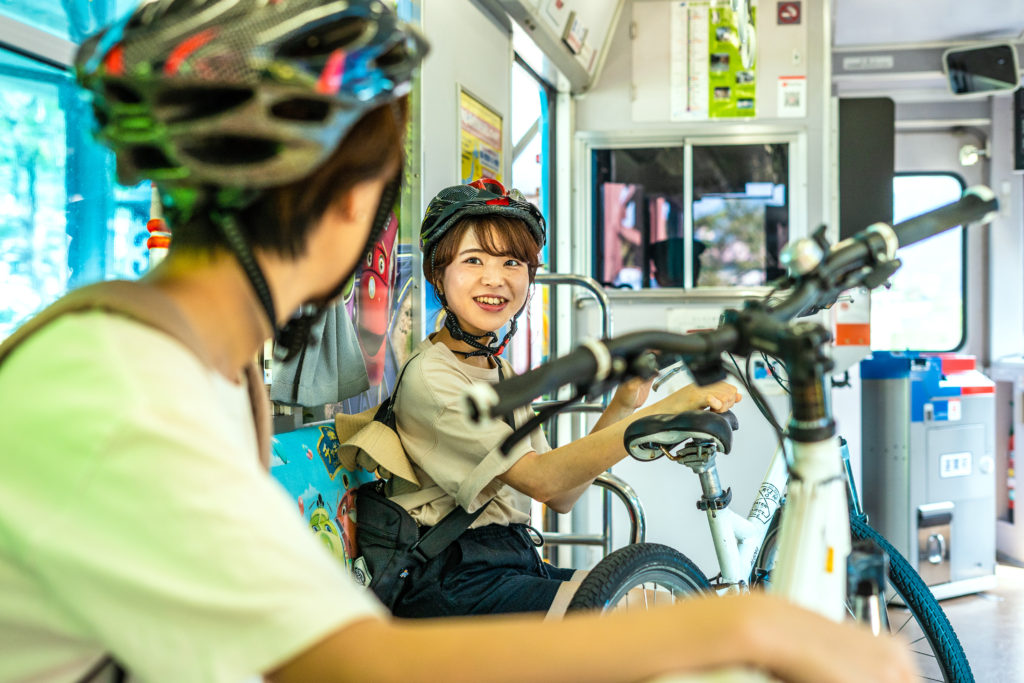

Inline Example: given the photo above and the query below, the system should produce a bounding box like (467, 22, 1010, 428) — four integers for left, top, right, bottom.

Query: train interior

(2, 0, 1024, 679)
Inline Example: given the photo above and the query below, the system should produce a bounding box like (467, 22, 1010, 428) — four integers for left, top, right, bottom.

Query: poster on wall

(458, 88, 503, 184)
(643, 0, 759, 122)
(707, 3, 757, 118)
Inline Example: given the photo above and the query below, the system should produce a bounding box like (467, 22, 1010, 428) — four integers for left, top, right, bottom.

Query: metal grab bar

(534, 272, 612, 342)
(542, 472, 646, 553)
(525, 273, 647, 560)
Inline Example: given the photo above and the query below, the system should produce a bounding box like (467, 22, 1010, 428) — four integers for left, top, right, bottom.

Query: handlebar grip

(464, 343, 604, 424)
(894, 185, 998, 248)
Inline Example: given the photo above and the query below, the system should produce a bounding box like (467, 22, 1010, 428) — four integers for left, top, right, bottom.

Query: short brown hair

(171, 96, 409, 257)
(424, 214, 542, 287)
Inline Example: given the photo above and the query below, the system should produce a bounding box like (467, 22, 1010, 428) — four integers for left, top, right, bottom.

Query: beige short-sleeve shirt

(391, 337, 550, 528)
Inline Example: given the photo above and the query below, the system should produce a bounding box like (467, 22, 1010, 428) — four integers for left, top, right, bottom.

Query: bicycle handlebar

(894, 185, 997, 248)
(466, 187, 998, 425)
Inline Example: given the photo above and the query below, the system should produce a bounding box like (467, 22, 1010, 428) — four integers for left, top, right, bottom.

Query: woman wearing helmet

(380, 178, 739, 618)
(0, 2, 916, 682)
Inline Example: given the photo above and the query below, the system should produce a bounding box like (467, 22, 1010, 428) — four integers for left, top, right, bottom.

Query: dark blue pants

(391, 523, 577, 618)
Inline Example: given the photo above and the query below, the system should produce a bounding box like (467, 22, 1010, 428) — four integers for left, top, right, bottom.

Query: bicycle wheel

(753, 513, 973, 682)
(567, 542, 711, 612)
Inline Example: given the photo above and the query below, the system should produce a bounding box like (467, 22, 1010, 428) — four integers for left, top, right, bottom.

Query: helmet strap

(212, 209, 277, 332)
(438, 291, 525, 361)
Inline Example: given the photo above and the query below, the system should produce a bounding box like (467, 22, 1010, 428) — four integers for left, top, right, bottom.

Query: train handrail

(526, 273, 645, 559)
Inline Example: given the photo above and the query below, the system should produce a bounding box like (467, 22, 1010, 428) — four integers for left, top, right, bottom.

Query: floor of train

(940, 562, 1024, 682)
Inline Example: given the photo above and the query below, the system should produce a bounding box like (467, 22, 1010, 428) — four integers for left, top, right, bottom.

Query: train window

(592, 141, 788, 289)
(870, 173, 966, 352)
(4, 1, 139, 42)
(0, 45, 150, 341)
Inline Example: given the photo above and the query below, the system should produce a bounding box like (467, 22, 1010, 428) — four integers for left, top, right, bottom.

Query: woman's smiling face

(439, 226, 531, 337)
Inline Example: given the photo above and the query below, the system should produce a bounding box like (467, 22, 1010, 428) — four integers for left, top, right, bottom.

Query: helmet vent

(276, 16, 370, 59)
(181, 136, 278, 164)
(157, 87, 253, 123)
(270, 98, 330, 123)
(129, 145, 176, 172)
(374, 41, 411, 70)
(104, 81, 143, 105)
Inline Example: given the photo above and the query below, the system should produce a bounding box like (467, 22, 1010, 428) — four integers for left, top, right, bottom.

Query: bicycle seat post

(675, 441, 732, 518)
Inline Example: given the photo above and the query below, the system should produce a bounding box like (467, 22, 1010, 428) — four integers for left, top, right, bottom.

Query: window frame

(582, 131, 806, 291)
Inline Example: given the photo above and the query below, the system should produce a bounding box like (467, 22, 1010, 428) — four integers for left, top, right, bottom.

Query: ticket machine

(860, 352, 997, 599)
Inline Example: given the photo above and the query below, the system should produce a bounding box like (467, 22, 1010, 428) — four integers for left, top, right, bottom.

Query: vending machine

(860, 352, 997, 599)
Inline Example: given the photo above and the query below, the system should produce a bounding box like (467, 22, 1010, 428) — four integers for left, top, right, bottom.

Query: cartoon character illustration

(356, 212, 398, 384)
(309, 493, 348, 565)
(336, 484, 359, 562)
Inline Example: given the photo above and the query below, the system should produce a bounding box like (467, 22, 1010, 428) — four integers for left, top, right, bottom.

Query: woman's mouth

(473, 295, 508, 312)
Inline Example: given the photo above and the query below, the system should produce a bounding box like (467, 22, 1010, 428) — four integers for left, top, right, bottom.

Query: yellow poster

(459, 89, 502, 183)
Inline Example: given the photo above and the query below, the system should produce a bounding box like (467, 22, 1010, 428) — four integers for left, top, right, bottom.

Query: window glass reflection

(692, 144, 788, 287)
(592, 143, 788, 289)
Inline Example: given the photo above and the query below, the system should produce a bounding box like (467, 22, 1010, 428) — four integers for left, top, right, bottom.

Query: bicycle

(464, 187, 999, 683)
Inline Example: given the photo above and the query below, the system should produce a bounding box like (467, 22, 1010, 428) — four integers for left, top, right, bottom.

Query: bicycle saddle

(624, 410, 738, 461)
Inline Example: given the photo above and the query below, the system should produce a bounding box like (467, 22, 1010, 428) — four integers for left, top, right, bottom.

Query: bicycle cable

(725, 352, 792, 476)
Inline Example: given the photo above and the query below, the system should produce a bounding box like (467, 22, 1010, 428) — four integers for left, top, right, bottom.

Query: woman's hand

(660, 380, 742, 414)
(610, 375, 656, 412)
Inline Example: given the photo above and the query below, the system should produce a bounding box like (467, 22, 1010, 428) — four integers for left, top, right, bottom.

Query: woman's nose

(480, 261, 503, 284)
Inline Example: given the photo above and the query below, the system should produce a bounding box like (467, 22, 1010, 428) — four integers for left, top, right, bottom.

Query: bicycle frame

(673, 418, 850, 622)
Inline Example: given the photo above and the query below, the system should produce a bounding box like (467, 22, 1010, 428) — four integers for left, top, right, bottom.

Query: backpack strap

(409, 502, 490, 563)
(0, 280, 272, 468)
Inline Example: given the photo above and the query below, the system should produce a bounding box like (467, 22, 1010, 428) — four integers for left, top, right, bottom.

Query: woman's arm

(268, 592, 915, 683)
(499, 381, 740, 512)
(539, 377, 655, 510)
(589, 376, 656, 433)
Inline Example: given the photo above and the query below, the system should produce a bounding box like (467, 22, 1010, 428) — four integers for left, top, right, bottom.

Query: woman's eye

(464, 257, 482, 265)
(505, 259, 522, 267)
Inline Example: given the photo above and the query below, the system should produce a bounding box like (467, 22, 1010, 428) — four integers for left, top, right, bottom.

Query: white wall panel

(420, 0, 514, 207)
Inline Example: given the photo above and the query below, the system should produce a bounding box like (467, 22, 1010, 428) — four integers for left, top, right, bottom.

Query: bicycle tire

(753, 512, 973, 682)
(566, 542, 711, 612)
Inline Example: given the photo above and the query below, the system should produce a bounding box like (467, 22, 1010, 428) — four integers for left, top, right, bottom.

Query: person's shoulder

(407, 338, 463, 376)
(2, 311, 209, 400)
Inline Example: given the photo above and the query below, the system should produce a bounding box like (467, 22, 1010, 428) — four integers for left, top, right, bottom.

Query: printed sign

(777, 1, 800, 25)
(459, 88, 503, 184)
(939, 452, 972, 478)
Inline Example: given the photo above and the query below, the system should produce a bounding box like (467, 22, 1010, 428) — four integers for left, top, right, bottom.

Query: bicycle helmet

(75, 0, 428, 190)
(420, 178, 546, 360)
(420, 178, 546, 262)
(75, 0, 428, 363)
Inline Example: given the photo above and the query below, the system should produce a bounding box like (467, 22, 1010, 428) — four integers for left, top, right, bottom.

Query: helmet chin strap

(439, 291, 525, 362)
(211, 175, 402, 366)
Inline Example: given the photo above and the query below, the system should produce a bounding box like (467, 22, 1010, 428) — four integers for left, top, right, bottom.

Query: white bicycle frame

(647, 435, 852, 683)
(677, 427, 851, 622)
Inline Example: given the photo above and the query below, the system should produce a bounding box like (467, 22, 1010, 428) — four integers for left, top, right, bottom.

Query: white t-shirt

(391, 337, 551, 528)
(0, 313, 383, 682)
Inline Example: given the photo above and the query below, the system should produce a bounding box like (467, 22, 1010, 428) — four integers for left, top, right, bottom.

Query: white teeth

(475, 296, 505, 305)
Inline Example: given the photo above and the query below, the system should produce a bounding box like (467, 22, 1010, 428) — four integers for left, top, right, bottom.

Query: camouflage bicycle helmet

(421, 178, 546, 361)
(75, 0, 428, 190)
(420, 178, 546, 262)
